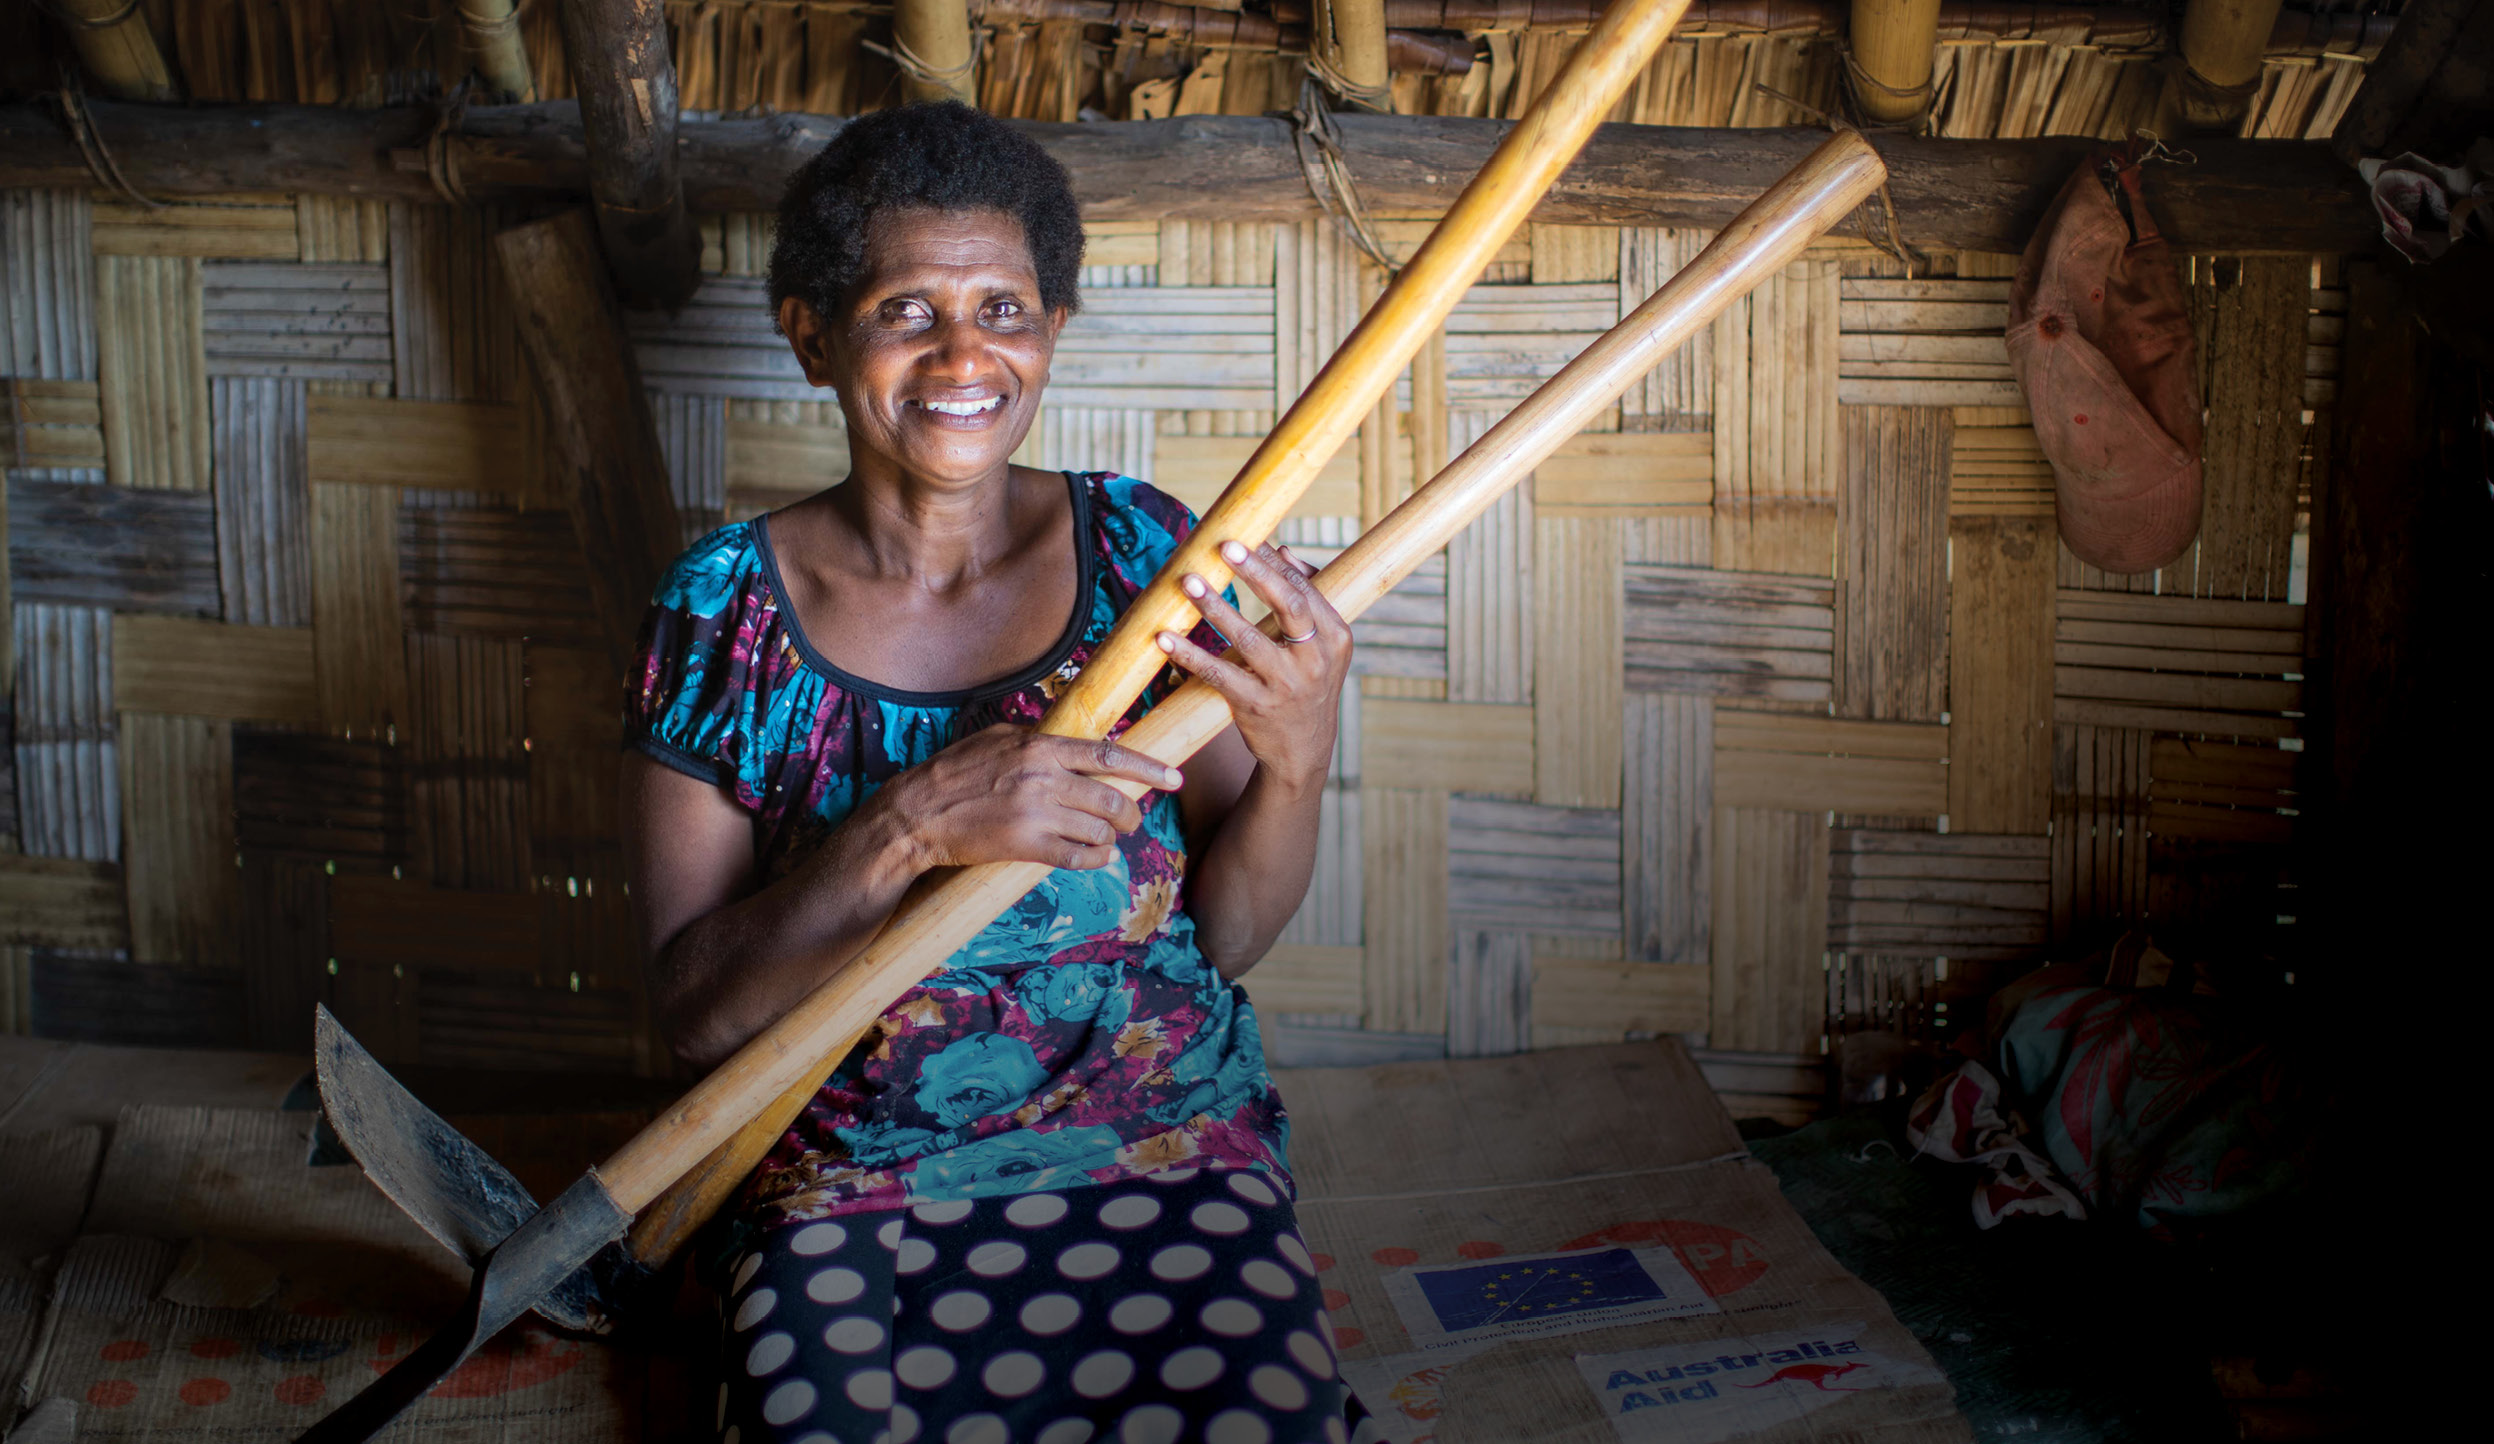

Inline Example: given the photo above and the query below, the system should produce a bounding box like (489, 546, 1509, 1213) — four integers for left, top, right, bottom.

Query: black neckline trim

(751, 471, 1098, 708)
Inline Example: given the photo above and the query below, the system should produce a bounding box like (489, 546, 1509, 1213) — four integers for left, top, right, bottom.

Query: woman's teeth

(923, 396, 1001, 416)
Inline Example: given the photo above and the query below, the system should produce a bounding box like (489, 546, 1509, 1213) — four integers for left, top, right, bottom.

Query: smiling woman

(618, 103, 1362, 1444)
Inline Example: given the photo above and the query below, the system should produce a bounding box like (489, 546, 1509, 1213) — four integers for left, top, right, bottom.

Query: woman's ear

(1047, 306, 1071, 344)
(779, 296, 838, 389)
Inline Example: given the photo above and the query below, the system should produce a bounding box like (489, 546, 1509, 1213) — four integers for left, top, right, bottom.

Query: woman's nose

(918, 314, 991, 376)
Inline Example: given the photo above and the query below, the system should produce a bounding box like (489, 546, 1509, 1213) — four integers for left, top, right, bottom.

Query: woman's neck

(831, 457, 1031, 594)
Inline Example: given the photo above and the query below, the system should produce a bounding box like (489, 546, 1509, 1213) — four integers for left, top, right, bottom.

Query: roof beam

(0, 102, 2377, 255)
(555, 0, 698, 309)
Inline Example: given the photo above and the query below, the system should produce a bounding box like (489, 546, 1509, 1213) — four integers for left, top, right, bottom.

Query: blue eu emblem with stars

(1413, 1249, 1666, 1333)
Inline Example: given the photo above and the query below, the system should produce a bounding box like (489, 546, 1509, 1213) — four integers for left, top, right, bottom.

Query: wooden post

(2163, 0, 2289, 133)
(50, 0, 178, 102)
(894, 0, 980, 104)
(495, 211, 682, 668)
(1847, 0, 1943, 124)
(457, 0, 539, 103)
(2330, 0, 2489, 165)
(1317, 0, 1394, 109)
(555, 0, 699, 309)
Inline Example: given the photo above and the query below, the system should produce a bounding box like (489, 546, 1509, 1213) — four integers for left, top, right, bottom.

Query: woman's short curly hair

(767, 101, 1085, 328)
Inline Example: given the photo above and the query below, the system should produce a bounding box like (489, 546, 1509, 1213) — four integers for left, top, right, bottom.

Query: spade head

(312, 1004, 617, 1333)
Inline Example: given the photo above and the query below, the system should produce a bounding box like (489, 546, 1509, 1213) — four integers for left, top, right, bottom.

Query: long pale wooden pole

(626, 129, 1887, 1265)
(591, 0, 1696, 1229)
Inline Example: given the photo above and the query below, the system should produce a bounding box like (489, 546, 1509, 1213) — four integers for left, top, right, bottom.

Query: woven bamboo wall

(1, 183, 2333, 1117)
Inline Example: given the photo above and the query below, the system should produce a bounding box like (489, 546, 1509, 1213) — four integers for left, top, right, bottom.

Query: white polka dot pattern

(1019, 1292, 1082, 1335)
(982, 1350, 1046, 1397)
(947, 1413, 1010, 1444)
(823, 1316, 885, 1354)
(891, 1402, 923, 1443)
(895, 1238, 938, 1274)
(1275, 1232, 1316, 1274)
(1190, 1201, 1251, 1235)
(1118, 1403, 1184, 1444)
(965, 1240, 1026, 1277)
(1097, 1193, 1162, 1229)
(1207, 1411, 1273, 1444)
(1148, 1244, 1212, 1281)
(1107, 1294, 1172, 1333)
(912, 1199, 974, 1225)
(1035, 1420, 1096, 1444)
(730, 1253, 762, 1294)
(928, 1289, 991, 1332)
(1143, 1167, 1199, 1185)
(804, 1267, 866, 1305)
(1057, 1241, 1120, 1279)
(1249, 1364, 1309, 1411)
(1199, 1297, 1262, 1336)
(843, 1367, 894, 1410)
(731, 1287, 776, 1331)
(1159, 1346, 1225, 1390)
(788, 1221, 846, 1256)
(1241, 1259, 1296, 1298)
(895, 1344, 957, 1389)
(1070, 1349, 1136, 1398)
(1227, 1172, 1280, 1207)
(761, 1379, 816, 1426)
(1287, 1330, 1333, 1378)
(745, 1332, 794, 1377)
(1004, 1193, 1069, 1228)
(877, 1218, 905, 1249)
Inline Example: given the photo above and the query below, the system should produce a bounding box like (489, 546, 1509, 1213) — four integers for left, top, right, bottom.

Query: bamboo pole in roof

(49, 0, 178, 102)
(1849, 0, 1945, 123)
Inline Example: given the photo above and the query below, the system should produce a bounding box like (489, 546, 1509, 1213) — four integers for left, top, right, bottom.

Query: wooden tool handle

(621, 128, 1888, 1266)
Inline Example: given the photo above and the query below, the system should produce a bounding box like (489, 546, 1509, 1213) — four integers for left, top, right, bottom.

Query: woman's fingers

(1176, 566, 1287, 673)
(1059, 774, 1146, 834)
(1217, 540, 1323, 642)
(1044, 735, 1182, 793)
(1155, 626, 1262, 704)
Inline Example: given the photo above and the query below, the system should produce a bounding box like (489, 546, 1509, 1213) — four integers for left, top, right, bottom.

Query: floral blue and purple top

(629, 471, 1290, 1227)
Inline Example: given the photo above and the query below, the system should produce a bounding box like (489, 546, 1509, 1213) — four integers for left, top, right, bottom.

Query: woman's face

(783, 205, 1064, 490)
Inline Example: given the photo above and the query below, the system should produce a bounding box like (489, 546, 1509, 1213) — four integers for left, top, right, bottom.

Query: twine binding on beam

(1289, 76, 1402, 276)
(51, 71, 160, 209)
(1836, 41, 1936, 136)
(1754, 80, 1922, 277)
(33, 0, 146, 32)
(862, 28, 985, 89)
(1305, 44, 1394, 115)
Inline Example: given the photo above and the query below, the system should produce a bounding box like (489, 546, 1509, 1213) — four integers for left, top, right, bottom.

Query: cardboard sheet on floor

(10, 1105, 686, 1441)
(1275, 1041, 1969, 1444)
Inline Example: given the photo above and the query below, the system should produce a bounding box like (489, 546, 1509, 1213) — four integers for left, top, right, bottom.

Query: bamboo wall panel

(2163, 256, 2309, 601)
(2, 185, 2347, 1089)
(1623, 691, 1711, 966)
(1, 191, 97, 385)
(5, 478, 221, 615)
(1827, 830, 2050, 961)
(92, 199, 298, 260)
(2052, 591, 2306, 739)
(112, 615, 320, 725)
(405, 632, 532, 893)
(1446, 796, 1623, 938)
(1533, 515, 1622, 808)
(1709, 805, 1829, 1054)
(1836, 278, 2021, 408)
(1621, 563, 1833, 702)
(1836, 406, 1952, 721)
(117, 711, 237, 969)
(1362, 786, 1448, 1036)
(11, 603, 117, 861)
(308, 482, 409, 739)
(95, 255, 211, 493)
(1948, 516, 2055, 833)
(211, 377, 312, 626)
(201, 261, 394, 384)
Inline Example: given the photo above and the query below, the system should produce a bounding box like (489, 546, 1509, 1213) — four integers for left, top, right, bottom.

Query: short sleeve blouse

(628, 472, 1291, 1224)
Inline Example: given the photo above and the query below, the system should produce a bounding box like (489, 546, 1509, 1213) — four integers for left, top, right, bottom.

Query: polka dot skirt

(716, 1168, 1359, 1444)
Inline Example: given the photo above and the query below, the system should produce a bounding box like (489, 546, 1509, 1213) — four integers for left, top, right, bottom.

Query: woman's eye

(986, 300, 1023, 322)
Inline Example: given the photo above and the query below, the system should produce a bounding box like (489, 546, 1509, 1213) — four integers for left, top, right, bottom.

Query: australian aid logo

(1574, 1322, 1948, 1444)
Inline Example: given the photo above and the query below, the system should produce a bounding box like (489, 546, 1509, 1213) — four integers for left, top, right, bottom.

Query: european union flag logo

(1412, 1249, 1667, 1334)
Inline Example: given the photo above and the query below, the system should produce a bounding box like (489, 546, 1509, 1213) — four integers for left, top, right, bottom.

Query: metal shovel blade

(295, 1169, 632, 1443)
(311, 1005, 615, 1330)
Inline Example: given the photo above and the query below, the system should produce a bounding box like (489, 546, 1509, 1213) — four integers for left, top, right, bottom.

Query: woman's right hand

(868, 724, 1183, 872)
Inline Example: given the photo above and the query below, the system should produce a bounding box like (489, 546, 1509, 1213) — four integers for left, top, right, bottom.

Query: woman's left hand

(1156, 540, 1352, 792)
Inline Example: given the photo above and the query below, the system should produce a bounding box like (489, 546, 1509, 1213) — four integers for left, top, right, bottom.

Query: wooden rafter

(556, 0, 699, 309)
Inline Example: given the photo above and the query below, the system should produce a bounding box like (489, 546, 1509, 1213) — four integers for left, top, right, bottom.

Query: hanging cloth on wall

(2005, 142, 2205, 575)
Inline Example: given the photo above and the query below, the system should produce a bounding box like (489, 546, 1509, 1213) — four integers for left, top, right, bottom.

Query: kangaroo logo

(1737, 1361, 1867, 1392)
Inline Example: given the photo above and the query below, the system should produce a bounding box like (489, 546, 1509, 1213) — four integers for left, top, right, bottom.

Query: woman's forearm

(654, 797, 925, 1071)
(1185, 763, 1328, 979)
